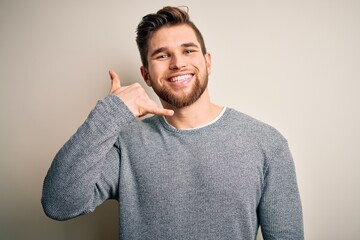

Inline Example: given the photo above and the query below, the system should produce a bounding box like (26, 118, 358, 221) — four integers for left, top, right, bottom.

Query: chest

(119, 131, 265, 208)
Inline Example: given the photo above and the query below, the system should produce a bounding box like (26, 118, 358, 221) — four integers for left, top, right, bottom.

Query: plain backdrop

(1, 0, 359, 239)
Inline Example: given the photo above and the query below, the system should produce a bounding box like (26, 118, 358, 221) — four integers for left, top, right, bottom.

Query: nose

(169, 53, 186, 70)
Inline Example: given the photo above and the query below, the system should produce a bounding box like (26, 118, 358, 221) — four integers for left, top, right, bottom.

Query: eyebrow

(150, 42, 200, 58)
(182, 42, 199, 48)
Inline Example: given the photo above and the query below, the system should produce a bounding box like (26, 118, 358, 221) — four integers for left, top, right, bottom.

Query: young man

(42, 6, 304, 239)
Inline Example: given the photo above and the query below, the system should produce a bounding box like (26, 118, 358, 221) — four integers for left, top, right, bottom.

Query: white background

(1, 0, 359, 239)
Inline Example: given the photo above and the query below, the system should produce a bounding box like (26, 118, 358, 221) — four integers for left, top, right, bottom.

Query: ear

(205, 52, 212, 75)
(140, 66, 151, 86)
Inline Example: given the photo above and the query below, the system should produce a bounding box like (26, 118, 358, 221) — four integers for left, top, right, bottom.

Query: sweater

(42, 94, 304, 239)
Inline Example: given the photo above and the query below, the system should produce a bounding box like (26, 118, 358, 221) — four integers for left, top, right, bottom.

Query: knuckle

(132, 82, 142, 89)
(130, 83, 144, 93)
(136, 87, 147, 96)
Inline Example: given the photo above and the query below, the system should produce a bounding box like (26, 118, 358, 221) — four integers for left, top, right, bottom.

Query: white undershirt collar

(163, 107, 227, 131)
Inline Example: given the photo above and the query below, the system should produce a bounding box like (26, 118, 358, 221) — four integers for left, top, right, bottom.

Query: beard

(151, 72, 209, 109)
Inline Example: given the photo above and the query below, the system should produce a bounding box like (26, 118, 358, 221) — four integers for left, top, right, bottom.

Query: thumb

(109, 70, 121, 92)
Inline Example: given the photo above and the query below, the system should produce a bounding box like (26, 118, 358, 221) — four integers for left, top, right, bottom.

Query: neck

(161, 89, 223, 129)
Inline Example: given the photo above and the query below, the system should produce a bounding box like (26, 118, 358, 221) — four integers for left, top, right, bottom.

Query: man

(42, 6, 304, 239)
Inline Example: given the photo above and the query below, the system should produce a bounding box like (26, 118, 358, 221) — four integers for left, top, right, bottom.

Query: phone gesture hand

(109, 70, 174, 118)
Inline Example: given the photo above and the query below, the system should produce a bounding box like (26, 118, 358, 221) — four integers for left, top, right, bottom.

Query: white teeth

(169, 74, 192, 82)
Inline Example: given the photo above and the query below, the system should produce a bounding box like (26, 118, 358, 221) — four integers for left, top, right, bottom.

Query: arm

(41, 95, 134, 220)
(258, 142, 304, 239)
(41, 70, 173, 220)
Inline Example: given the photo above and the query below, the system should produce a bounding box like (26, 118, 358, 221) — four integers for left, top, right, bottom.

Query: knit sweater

(42, 94, 304, 240)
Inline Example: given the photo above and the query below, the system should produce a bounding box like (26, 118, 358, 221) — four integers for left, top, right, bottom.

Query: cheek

(192, 56, 208, 69)
(149, 62, 168, 78)
(197, 61, 210, 76)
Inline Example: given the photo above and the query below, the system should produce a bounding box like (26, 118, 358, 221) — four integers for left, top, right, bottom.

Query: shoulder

(222, 108, 288, 151)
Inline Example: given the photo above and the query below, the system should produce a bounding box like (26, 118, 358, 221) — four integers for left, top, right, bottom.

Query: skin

(110, 24, 222, 129)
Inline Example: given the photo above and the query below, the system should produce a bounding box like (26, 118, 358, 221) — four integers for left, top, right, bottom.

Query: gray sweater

(42, 95, 304, 239)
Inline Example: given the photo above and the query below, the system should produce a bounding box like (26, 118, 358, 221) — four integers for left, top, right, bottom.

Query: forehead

(148, 24, 199, 51)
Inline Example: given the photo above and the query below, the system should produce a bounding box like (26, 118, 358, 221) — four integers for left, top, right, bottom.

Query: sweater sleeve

(258, 142, 304, 239)
(41, 94, 135, 221)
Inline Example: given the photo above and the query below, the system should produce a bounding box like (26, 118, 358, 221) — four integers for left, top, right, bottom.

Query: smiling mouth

(168, 74, 193, 82)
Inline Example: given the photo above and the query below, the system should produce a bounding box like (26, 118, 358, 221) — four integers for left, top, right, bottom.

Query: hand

(109, 70, 174, 118)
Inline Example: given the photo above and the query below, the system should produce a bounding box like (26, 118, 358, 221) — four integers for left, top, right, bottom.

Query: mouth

(168, 74, 193, 83)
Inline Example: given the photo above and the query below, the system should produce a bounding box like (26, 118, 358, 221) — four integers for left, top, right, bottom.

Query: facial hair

(151, 70, 209, 109)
